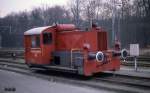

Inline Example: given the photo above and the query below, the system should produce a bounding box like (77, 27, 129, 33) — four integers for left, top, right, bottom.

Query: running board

(44, 65, 78, 73)
(30, 67, 46, 71)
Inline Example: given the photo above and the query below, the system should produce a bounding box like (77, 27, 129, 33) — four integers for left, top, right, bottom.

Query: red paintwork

(24, 24, 120, 76)
(83, 51, 120, 76)
(56, 31, 107, 51)
(55, 24, 76, 31)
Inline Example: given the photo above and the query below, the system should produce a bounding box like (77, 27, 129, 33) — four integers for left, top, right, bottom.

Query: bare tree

(70, 0, 84, 27)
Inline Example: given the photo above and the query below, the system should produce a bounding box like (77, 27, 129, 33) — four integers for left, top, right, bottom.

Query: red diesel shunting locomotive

(24, 24, 127, 76)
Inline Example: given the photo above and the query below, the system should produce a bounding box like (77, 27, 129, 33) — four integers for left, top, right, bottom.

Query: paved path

(105, 65, 150, 79)
(0, 69, 114, 93)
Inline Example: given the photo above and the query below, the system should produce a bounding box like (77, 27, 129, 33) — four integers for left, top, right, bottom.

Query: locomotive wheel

(26, 63, 47, 72)
(26, 63, 34, 68)
(26, 63, 36, 72)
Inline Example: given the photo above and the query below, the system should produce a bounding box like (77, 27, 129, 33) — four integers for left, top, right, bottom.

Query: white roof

(24, 26, 51, 35)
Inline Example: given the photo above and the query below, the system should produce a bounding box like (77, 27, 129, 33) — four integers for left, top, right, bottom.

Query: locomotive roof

(24, 26, 51, 35)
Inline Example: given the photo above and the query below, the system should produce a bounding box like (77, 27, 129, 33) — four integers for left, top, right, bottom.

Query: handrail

(70, 48, 81, 68)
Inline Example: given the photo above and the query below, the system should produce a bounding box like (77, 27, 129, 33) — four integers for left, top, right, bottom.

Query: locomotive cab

(24, 26, 55, 67)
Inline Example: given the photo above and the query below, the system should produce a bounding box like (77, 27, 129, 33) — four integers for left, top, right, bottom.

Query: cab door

(41, 30, 55, 65)
(27, 35, 42, 64)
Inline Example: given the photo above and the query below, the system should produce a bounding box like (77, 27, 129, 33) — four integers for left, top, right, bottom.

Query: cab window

(43, 32, 52, 44)
(31, 35, 40, 48)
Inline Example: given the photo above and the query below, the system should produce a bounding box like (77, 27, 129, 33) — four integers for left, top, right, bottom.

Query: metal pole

(134, 56, 137, 71)
(90, 17, 92, 29)
(112, 0, 116, 47)
(76, 0, 79, 27)
(9, 26, 11, 34)
(118, 10, 120, 42)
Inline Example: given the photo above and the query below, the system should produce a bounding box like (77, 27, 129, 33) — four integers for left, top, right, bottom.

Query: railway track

(94, 73, 150, 88)
(0, 59, 150, 93)
(121, 61, 150, 67)
(0, 51, 150, 67)
(125, 56, 150, 61)
(0, 49, 150, 60)
(0, 49, 150, 67)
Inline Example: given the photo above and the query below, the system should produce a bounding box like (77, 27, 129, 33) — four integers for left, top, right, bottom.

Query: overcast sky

(0, 0, 69, 17)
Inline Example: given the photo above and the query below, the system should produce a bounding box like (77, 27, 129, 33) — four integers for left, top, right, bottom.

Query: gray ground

(0, 69, 115, 93)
